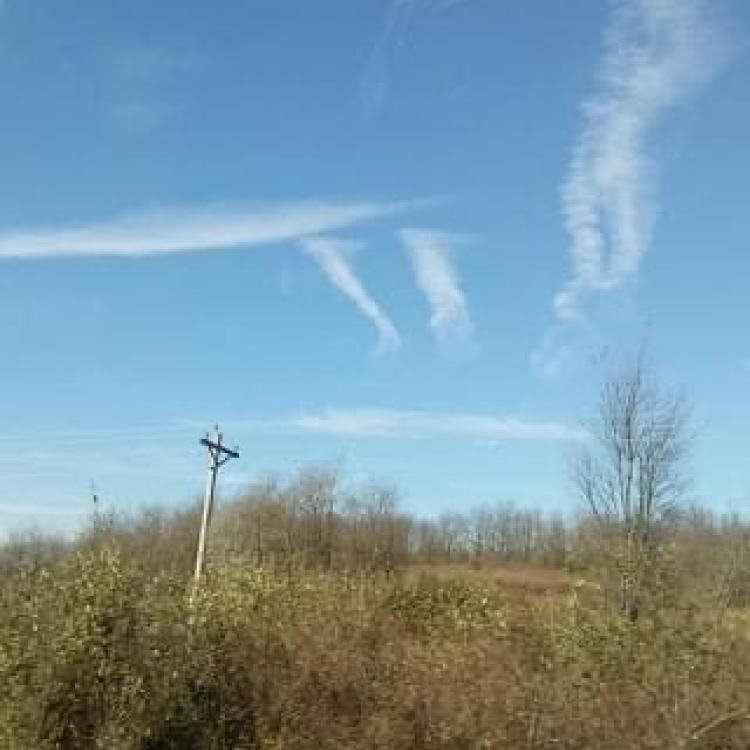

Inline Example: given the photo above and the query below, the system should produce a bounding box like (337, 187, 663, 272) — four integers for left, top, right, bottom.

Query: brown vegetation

(1, 468, 750, 749)
(1, 357, 747, 748)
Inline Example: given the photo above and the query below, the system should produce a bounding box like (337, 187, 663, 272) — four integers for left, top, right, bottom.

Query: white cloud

(360, 1, 413, 117)
(557, 0, 733, 321)
(110, 47, 210, 134)
(537, 0, 735, 372)
(398, 228, 472, 345)
(291, 408, 587, 442)
(299, 236, 401, 353)
(531, 327, 575, 381)
(361, 0, 472, 117)
(0, 200, 413, 260)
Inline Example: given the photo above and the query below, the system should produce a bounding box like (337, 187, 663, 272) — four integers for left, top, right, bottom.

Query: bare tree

(574, 361, 691, 619)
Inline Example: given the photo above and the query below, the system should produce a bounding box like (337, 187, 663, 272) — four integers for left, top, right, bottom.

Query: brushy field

(2, 537, 749, 750)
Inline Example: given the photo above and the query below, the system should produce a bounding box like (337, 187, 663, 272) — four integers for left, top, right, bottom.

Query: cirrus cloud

(300, 236, 401, 354)
(291, 407, 587, 442)
(0, 199, 416, 260)
(535, 0, 738, 376)
(398, 228, 473, 346)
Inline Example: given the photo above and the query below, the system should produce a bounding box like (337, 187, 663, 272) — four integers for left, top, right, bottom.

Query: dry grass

(404, 562, 573, 595)
(2, 535, 749, 750)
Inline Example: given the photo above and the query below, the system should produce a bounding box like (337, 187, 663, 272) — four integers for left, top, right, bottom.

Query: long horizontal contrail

(0, 199, 415, 260)
(291, 407, 588, 442)
(300, 236, 401, 353)
(398, 227, 472, 345)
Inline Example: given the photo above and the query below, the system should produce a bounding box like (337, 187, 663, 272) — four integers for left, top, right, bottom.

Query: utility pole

(193, 426, 240, 586)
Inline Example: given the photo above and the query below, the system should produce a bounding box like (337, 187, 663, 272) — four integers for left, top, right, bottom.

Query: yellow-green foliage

(2, 540, 750, 750)
(518, 588, 750, 749)
(382, 575, 507, 636)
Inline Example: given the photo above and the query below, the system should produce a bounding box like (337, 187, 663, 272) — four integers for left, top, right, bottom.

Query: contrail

(300, 236, 401, 353)
(554, 0, 734, 324)
(361, 0, 472, 117)
(398, 228, 472, 344)
(361, 0, 418, 118)
(291, 407, 588, 442)
(532, 0, 737, 378)
(0, 200, 415, 260)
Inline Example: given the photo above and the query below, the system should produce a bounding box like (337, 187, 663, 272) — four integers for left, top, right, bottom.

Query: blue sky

(1, 0, 749, 534)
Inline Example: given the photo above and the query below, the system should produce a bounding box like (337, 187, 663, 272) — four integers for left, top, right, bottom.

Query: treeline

(204, 467, 571, 572)
(673, 506, 750, 607)
(213, 469, 750, 591)
(5, 466, 745, 590)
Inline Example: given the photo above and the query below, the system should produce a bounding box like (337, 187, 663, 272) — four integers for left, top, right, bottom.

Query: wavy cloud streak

(533, 0, 736, 378)
(554, 0, 732, 324)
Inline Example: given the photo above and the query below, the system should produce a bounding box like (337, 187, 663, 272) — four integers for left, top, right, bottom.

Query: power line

(0, 425, 197, 447)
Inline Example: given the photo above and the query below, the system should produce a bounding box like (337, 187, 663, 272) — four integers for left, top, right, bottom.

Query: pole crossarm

(200, 436, 240, 460)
